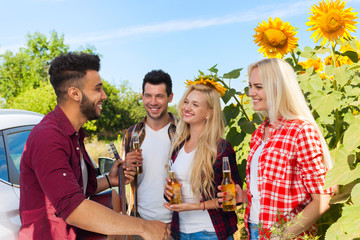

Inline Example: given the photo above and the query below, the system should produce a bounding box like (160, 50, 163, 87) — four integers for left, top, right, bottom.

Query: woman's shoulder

(217, 138, 235, 154)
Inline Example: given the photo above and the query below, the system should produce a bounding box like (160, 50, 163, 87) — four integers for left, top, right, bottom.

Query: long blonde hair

(248, 58, 333, 169)
(170, 84, 225, 200)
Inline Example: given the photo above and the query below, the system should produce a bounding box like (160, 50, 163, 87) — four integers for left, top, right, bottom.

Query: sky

(1, 0, 360, 105)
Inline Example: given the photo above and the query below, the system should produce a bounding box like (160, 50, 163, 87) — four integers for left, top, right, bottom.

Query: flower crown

(185, 75, 227, 97)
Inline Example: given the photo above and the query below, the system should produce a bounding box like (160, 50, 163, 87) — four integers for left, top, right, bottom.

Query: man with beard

(122, 70, 176, 240)
(19, 52, 171, 240)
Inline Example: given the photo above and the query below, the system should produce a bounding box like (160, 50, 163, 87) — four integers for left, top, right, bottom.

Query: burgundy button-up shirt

(19, 106, 97, 240)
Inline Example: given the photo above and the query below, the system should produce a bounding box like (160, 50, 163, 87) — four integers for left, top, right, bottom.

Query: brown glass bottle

(221, 157, 236, 211)
(169, 171, 182, 204)
(132, 134, 143, 174)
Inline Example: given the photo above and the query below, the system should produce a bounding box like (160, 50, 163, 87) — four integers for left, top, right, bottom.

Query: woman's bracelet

(105, 174, 112, 189)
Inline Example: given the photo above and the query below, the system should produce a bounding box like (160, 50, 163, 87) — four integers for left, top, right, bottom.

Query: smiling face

(80, 70, 107, 120)
(142, 83, 173, 121)
(182, 89, 211, 127)
(248, 67, 268, 112)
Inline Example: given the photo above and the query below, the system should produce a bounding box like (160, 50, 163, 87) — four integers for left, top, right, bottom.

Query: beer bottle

(221, 156, 236, 211)
(132, 132, 143, 174)
(168, 160, 182, 204)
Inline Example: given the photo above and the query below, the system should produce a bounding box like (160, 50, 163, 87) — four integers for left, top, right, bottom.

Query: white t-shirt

(249, 141, 265, 224)
(172, 146, 215, 233)
(137, 123, 172, 223)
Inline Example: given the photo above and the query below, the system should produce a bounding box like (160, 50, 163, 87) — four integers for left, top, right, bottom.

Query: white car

(0, 109, 44, 240)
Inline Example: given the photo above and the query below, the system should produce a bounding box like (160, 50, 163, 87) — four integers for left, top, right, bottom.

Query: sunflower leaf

(341, 51, 358, 63)
(208, 65, 218, 74)
(223, 68, 243, 79)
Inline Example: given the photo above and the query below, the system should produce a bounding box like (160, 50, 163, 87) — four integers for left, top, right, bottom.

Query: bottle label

(222, 184, 236, 211)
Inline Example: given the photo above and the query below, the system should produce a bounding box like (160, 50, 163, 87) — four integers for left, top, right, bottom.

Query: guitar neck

(107, 143, 127, 216)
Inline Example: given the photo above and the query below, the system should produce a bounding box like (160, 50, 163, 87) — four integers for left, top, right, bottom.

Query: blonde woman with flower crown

(218, 58, 333, 240)
(163, 81, 242, 240)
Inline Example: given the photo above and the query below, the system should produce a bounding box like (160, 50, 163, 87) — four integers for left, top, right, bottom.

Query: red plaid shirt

(245, 118, 332, 239)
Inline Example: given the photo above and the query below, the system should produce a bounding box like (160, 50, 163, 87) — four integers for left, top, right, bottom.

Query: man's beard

(80, 92, 101, 121)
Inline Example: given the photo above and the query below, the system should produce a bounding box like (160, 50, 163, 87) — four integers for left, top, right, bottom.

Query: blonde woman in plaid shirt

(219, 58, 333, 239)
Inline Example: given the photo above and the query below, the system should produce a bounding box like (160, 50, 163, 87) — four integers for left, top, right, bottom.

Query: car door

(0, 125, 34, 240)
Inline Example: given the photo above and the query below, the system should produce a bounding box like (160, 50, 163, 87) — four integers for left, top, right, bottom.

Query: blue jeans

(179, 231, 234, 240)
(249, 222, 259, 240)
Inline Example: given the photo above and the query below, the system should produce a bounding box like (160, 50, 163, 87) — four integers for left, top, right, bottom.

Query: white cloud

(0, 0, 325, 51)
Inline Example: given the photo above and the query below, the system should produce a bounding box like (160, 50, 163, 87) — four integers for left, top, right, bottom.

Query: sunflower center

(263, 29, 287, 48)
(320, 10, 344, 33)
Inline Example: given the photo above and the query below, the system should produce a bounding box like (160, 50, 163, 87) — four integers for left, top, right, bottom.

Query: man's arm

(66, 199, 170, 240)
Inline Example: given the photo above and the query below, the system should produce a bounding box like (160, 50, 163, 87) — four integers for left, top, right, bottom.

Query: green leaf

(310, 90, 342, 118)
(347, 62, 360, 71)
(237, 117, 256, 135)
(325, 148, 360, 188)
(325, 206, 360, 239)
(222, 104, 240, 125)
(300, 46, 317, 59)
(343, 120, 360, 152)
(314, 46, 330, 54)
(344, 86, 360, 97)
(222, 68, 243, 79)
(222, 88, 236, 104)
(352, 182, 360, 206)
(333, 65, 351, 87)
(329, 179, 360, 204)
(342, 50, 359, 63)
(226, 127, 245, 147)
(198, 70, 204, 76)
(208, 64, 218, 74)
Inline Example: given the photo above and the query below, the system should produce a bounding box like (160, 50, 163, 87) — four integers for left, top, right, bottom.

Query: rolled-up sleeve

(296, 123, 333, 195)
(30, 128, 86, 220)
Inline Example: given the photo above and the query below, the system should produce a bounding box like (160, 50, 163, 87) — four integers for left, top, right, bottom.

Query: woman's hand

(164, 177, 183, 201)
(217, 184, 247, 206)
(164, 177, 173, 201)
(163, 202, 200, 212)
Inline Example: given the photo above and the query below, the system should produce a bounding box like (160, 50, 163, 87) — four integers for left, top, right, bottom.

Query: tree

(0, 31, 148, 138)
(0, 31, 69, 101)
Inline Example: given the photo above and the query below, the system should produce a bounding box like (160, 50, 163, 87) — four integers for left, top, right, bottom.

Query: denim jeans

(248, 222, 259, 240)
(179, 231, 234, 240)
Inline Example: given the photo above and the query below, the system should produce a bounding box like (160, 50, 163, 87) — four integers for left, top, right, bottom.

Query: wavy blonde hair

(248, 58, 333, 169)
(170, 84, 225, 200)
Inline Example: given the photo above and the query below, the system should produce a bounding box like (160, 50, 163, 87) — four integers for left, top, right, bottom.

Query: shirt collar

(54, 105, 85, 138)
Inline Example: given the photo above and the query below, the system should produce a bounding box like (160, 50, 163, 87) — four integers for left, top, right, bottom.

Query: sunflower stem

(217, 77, 250, 121)
(290, 51, 298, 65)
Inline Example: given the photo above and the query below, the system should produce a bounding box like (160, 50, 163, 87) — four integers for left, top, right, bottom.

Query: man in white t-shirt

(122, 70, 177, 239)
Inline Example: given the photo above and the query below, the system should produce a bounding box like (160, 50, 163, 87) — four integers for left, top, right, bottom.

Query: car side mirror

(98, 157, 115, 175)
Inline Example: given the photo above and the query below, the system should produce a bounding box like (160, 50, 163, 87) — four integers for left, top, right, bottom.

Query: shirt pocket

(261, 150, 289, 180)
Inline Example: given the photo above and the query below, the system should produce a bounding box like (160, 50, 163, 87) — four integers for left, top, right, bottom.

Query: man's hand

(141, 220, 171, 240)
(125, 151, 143, 169)
(108, 159, 136, 186)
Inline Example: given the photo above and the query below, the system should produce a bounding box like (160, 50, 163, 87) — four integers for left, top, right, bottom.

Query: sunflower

(324, 54, 352, 66)
(254, 17, 299, 58)
(306, 0, 358, 46)
(299, 58, 324, 72)
(185, 75, 227, 97)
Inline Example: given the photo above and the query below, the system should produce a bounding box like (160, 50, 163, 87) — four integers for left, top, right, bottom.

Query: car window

(7, 130, 31, 173)
(3, 127, 33, 185)
(0, 133, 8, 181)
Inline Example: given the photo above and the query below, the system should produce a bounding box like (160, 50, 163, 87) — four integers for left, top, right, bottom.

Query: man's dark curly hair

(49, 52, 100, 103)
(142, 70, 172, 96)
